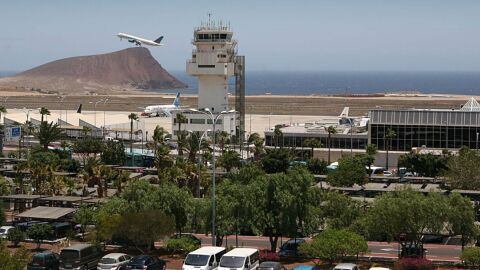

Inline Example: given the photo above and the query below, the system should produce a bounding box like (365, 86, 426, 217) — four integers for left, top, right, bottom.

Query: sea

(2, 70, 480, 96)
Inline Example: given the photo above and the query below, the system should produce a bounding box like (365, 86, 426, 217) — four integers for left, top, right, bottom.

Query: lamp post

(190, 108, 234, 246)
(476, 132, 479, 150)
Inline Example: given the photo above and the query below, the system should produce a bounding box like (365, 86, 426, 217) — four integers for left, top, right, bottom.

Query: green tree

(365, 144, 378, 173)
(73, 205, 95, 239)
(445, 147, 480, 189)
(384, 128, 396, 170)
(0, 241, 31, 270)
(249, 167, 320, 251)
(461, 247, 480, 268)
(39, 107, 50, 123)
(327, 154, 368, 187)
(261, 148, 291, 174)
(128, 113, 139, 153)
(398, 152, 449, 177)
(321, 191, 362, 229)
(35, 122, 65, 150)
(307, 158, 327, 175)
(218, 150, 241, 172)
(364, 188, 448, 255)
(27, 223, 53, 249)
(325, 125, 337, 164)
(175, 113, 187, 157)
(72, 137, 104, 166)
(273, 126, 283, 148)
(447, 192, 478, 250)
(101, 140, 125, 165)
(166, 237, 199, 254)
(0, 105, 6, 122)
(304, 138, 321, 158)
(156, 183, 193, 233)
(149, 126, 174, 170)
(299, 229, 368, 265)
(116, 210, 175, 252)
(7, 227, 25, 247)
(249, 133, 265, 160)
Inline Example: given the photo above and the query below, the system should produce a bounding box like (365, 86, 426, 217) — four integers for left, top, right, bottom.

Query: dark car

(59, 243, 103, 270)
(28, 251, 60, 270)
(258, 261, 287, 270)
(125, 255, 166, 270)
(278, 238, 305, 257)
(172, 233, 202, 247)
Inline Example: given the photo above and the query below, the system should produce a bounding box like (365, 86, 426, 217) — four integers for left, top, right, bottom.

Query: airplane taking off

(142, 93, 181, 117)
(117, 33, 164, 46)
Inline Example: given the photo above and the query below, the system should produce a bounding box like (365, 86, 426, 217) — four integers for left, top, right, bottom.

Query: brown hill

(0, 47, 187, 95)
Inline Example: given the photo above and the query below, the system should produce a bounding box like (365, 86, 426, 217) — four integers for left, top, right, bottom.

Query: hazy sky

(1, 0, 479, 72)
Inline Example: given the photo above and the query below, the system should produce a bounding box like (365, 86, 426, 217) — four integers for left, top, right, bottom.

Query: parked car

(258, 261, 286, 270)
(125, 255, 166, 270)
(28, 251, 60, 270)
(292, 265, 321, 270)
(278, 238, 305, 257)
(333, 263, 360, 270)
(0, 225, 15, 239)
(171, 233, 202, 246)
(97, 253, 132, 270)
(59, 243, 103, 270)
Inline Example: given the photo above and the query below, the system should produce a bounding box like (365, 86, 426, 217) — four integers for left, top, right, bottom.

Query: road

(194, 234, 462, 262)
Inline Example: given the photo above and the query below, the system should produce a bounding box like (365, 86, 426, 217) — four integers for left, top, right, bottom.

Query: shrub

(259, 249, 279, 262)
(166, 237, 199, 254)
(394, 257, 433, 270)
(27, 224, 52, 249)
(7, 228, 25, 247)
(461, 247, 480, 268)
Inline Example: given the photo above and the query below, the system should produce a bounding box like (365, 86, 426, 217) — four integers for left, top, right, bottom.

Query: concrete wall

(313, 148, 406, 169)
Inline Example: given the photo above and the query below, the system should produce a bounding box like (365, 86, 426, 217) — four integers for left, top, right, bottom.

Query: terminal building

(264, 98, 480, 160)
(369, 98, 480, 151)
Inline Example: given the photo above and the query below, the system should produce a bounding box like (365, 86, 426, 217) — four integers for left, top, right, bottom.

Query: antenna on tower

(207, 12, 212, 26)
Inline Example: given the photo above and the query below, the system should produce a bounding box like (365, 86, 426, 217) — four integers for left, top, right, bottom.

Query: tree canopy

(327, 154, 368, 187)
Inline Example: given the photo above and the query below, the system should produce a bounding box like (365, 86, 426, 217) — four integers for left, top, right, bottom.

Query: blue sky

(1, 0, 479, 72)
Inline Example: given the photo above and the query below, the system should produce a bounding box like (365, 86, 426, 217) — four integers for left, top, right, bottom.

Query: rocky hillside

(0, 47, 186, 95)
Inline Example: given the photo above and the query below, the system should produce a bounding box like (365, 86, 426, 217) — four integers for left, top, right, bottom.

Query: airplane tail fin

(77, 104, 82, 114)
(154, 36, 164, 44)
(173, 93, 180, 107)
(339, 107, 349, 118)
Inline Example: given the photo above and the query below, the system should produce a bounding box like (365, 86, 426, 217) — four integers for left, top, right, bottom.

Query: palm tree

(384, 128, 396, 170)
(217, 131, 229, 153)
(175, 113, 187, 157)
(128, 113, 139, 153)
(39, 107, 50, 123)
(365, 144, 378, 175)
(304, 138, 321, 158)
(273, 126, 283, 148)
(35, 122, 65, 150)
(325, 125, 337, 164)
(247, 133, 261, 159)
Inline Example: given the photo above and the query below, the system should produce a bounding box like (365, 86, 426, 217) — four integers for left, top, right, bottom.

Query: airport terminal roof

(16, 206, 76, 220)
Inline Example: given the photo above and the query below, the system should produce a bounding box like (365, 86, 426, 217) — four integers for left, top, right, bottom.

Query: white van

(218, 248, 259, 270)
(183, 246, 226, 270)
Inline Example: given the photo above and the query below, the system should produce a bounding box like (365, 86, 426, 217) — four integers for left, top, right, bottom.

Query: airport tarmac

(3, 109, 330, 139)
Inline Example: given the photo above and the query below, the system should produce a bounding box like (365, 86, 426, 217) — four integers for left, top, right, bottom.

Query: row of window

(371, 124, 480, 151)
(265, 135, 368, 150)
(196, 33, 229, 40)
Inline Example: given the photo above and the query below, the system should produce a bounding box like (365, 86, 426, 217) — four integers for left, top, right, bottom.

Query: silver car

(97, 253, 132, 270)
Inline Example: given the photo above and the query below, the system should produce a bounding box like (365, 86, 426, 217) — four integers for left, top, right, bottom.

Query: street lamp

(103, 98, 109, 137)
(189, 108, 235, 246)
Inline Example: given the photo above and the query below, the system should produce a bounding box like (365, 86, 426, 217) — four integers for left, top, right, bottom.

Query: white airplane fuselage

(117, 33, 163, 46)
(144, 104, 177, 116)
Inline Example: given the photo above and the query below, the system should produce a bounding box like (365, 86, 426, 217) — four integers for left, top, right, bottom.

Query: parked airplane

(117, 33, 164, 46)
(142, 93, 181, 117)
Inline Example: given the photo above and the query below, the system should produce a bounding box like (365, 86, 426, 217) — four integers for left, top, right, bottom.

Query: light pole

(58, 96, 66, 123)
(190, 108, 234, 246)
(476, 132, 479, 150)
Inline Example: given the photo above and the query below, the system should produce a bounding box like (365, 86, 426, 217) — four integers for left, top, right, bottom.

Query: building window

(207, 119, 223, 125)
(190, 119, 205, 124)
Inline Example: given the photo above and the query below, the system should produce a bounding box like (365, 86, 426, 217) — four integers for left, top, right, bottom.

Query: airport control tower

(186, 21, 236, 112)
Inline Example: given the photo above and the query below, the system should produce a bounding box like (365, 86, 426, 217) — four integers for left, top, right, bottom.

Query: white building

(173, 21, 238, 138)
